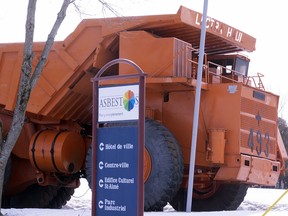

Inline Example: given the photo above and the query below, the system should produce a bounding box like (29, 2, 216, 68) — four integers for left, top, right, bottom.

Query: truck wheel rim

(193, 182, 219, 199)
(144, 148, 152, 182)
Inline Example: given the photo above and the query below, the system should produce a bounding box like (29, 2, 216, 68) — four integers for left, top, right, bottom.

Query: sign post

(91, 58, 146, 216)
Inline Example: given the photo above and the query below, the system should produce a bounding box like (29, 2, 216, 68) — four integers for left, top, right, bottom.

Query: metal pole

(186, 0, 208, 212)
(138, 75, 145, 216)
(92, 80, 99, 216)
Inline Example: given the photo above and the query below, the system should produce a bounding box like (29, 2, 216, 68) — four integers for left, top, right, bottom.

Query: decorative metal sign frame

(91, 58, 146, 216)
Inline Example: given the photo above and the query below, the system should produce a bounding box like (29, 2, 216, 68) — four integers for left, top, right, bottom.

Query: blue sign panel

(96, 126, 138, 216)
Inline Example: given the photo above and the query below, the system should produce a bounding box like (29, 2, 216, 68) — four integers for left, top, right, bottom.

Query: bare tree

(277, 117, 288, 189)
(0, 0, 74, 214)
(278, 95, 287, 119)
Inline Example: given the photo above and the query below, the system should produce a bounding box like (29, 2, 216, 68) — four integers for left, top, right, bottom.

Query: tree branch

(30, 0, 74, 89)
(98, 0, 122, 17)
(23, 0, 36, 63)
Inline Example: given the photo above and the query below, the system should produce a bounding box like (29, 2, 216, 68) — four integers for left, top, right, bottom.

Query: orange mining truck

(1, 6, 287, 211)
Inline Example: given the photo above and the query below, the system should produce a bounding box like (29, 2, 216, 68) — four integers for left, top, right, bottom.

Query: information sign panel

(96, 126, 138, 216)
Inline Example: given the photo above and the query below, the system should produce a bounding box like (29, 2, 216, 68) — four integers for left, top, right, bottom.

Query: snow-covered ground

(2, 179, 288, 216)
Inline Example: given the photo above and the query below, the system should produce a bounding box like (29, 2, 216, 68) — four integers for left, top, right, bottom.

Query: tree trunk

(0, 158, 7, 216)
(0, 1, 36, 213)
(0, 120, 4, 216)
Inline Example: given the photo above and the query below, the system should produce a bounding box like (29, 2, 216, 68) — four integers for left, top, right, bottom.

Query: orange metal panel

(158, 89, 210, 167)
(202, 83, 242, 156)
(178, 6, 256, 53)
(4, 157, 36, 196)
(0, 49, 22, 111)
(239, 87, 278, 160)
(202, 83, 279, 163)
(214, 154, 249, 182)
(215, 154, 280, 186)
(247, 156, 280, 186)
(207, 129, 226, 164)
(119, 31, 175, 76)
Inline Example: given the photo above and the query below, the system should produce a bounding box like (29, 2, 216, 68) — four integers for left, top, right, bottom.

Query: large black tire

(3, 157, 11, 189)
(170, 183, 248, 211)
(85, 119, 184, 212)
(47, 187, 75, 209)
(144, 119, 184, 211)
(3, 184, 74, 209)
(85, 144, 93, 188)
(1, 158, 12, 208)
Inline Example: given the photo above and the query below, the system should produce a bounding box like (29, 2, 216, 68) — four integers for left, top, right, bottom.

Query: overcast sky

(1, 0, 288, 119)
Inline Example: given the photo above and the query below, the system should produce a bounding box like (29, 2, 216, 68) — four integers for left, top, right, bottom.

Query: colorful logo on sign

(123, 90, 136, 111)
(98, 84, 139, 122)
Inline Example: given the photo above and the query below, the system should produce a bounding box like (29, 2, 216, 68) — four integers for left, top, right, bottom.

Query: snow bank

(2, 179, 288, 216)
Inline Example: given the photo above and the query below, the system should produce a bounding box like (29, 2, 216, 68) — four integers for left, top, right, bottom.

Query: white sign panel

(98, 84, 139, 122)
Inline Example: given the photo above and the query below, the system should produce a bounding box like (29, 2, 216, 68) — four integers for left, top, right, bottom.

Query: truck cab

(209, 54, 250, 77)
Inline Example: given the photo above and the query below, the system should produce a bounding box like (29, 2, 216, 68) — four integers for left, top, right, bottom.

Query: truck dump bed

(0, 6, 256, 123)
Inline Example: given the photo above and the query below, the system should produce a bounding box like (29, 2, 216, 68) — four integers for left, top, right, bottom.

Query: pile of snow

(2, 179, 288, 215)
